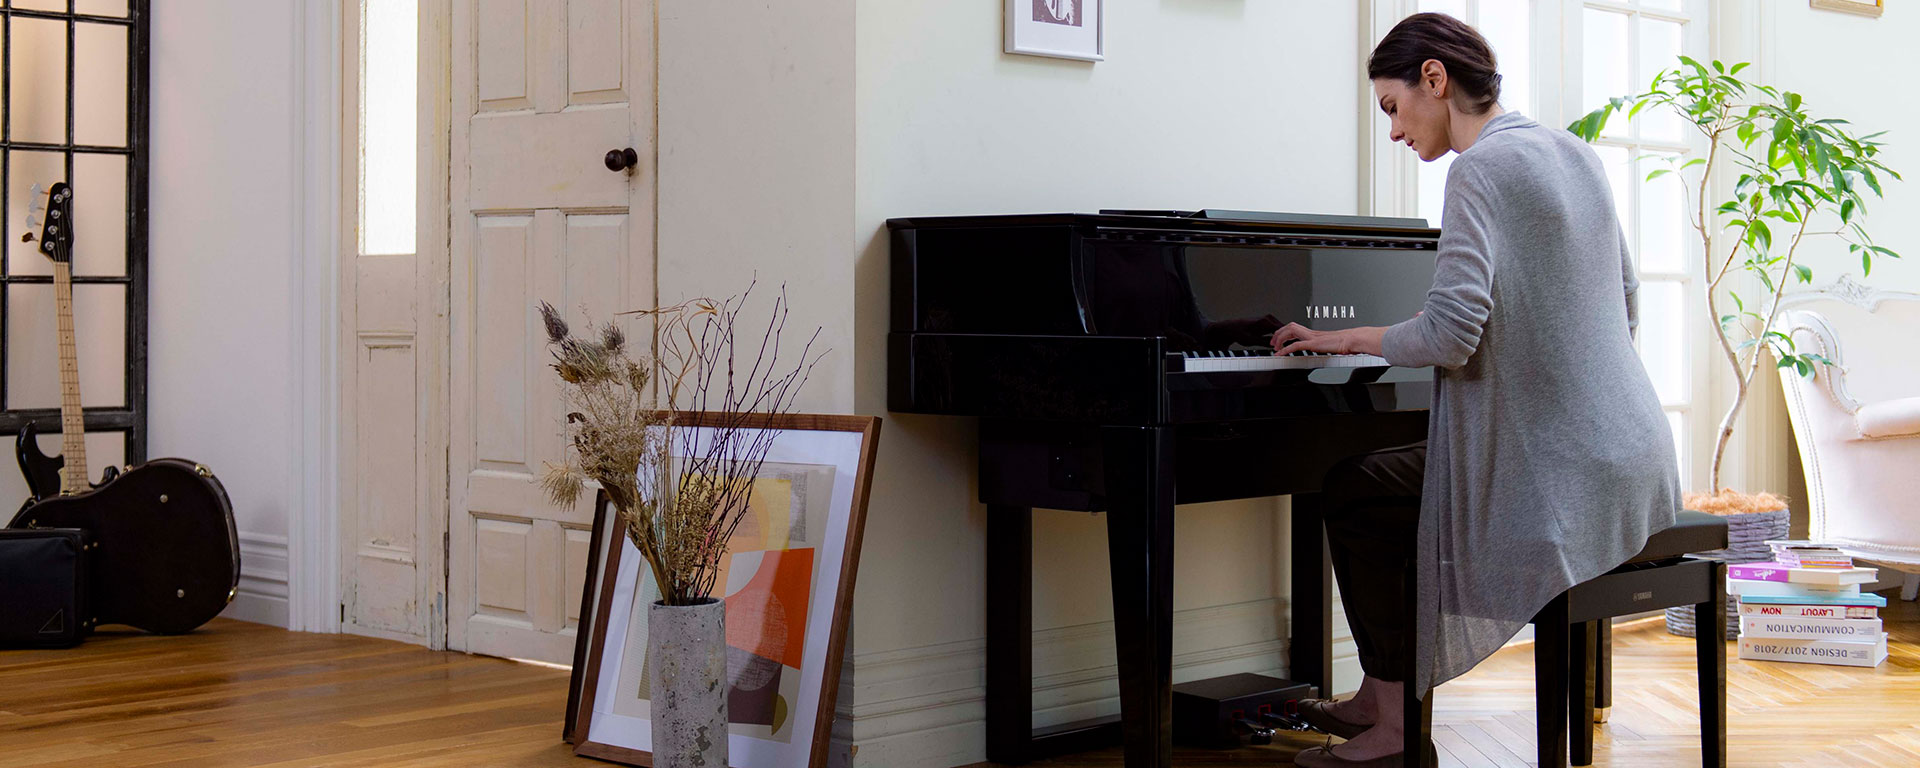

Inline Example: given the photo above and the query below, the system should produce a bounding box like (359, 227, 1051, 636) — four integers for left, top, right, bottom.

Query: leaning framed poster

(1006, 0, 1104, 62)
(573, 413, 881, 767)
(564, 489, 614, 745)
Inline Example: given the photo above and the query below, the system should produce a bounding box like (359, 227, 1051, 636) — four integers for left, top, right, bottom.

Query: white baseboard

(844, 598, 1357, 768)
(221, 532, 290, 628)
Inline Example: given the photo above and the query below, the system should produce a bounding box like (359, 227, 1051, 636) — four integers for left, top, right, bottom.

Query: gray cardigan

(1379, 111, 1680, 695)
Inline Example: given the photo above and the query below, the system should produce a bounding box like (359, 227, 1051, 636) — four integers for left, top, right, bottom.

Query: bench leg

(1569, 620, 1596, 766)
(1535, 595, 1569, 768)
(1697, 561, 1727, 768)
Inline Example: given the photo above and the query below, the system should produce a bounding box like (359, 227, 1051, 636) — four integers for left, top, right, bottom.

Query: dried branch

(542, 283, 827, 606)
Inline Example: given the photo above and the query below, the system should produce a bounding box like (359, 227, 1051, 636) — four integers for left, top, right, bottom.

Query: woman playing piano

(1268, 12, 1681, 768)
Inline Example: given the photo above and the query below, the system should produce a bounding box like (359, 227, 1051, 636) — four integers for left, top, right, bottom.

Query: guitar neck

(53, 261, 88, 494)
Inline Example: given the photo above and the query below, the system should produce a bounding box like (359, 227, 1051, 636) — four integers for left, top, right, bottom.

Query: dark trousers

(1320, 441, 1427, 682)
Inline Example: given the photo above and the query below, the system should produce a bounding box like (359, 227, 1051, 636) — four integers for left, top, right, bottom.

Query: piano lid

(884, 210, 1439, 241)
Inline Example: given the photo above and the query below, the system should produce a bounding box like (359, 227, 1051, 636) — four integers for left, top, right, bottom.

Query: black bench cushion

(1625, 509, 1729, 564)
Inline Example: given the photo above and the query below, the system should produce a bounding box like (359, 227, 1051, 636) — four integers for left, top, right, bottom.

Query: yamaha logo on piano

(1305, 305, 1357, 319)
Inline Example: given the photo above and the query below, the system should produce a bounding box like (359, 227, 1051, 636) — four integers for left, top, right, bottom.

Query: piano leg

(1102, 426, 1176, 768)
(1288, 492, 1333, 698)
(986, 503, 1034, 764)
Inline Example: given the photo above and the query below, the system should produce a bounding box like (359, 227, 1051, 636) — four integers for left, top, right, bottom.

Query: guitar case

(0, 527, 94, 648)
(9, 458, 239, 635)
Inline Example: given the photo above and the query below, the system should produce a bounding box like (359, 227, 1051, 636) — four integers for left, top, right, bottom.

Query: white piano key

(1180, 353, 1391, 372)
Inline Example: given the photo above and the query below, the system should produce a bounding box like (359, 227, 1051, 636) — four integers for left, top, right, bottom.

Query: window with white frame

(1373, 0, 1710, 486)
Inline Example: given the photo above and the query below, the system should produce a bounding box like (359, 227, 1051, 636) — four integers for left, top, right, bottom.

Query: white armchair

(1774, 276, 1920, 599)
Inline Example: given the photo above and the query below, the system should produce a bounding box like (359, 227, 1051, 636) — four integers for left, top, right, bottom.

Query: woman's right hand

(1269, 322, 1324, 352)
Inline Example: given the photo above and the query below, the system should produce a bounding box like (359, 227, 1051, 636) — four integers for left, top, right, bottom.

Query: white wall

(150, 0, 303, 627)
(1761, 0, 1919, 294)
(848, 3, 1366, 765)
(655, 0, 858, 415)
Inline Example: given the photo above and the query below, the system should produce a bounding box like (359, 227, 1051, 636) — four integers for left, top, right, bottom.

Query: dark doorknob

(605, 147, 639, 172)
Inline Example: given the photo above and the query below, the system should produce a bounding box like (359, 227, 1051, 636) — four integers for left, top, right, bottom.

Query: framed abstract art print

(1006, 0, 1104, 62)
(572, 413, 881, 767)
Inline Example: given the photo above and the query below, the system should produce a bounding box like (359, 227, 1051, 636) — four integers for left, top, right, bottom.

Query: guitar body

(9, 459, 239, 635)
(15, 420, 64, 504)
(14, 421, 117, 512)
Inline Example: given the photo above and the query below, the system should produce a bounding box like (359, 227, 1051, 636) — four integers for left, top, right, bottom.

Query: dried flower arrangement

(537, 285, 824, 606)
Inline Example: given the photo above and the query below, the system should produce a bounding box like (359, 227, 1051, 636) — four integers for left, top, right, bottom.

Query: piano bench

(1532, 510, 1730, 768)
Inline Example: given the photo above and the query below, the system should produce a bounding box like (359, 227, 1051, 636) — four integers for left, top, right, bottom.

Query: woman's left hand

(1270, 323, 1387, 356)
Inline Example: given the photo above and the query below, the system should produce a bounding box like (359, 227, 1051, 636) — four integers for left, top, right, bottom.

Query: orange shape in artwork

(725, 548, 815, 670)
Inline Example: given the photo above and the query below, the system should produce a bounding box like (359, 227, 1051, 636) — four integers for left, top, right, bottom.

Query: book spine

(1727, 580, 1860, 598)
(1739, 615, 1882, 640)
(1727, 563, 1790, 582)
(1737, 602, 1877, 619)
(1737, 635, 1886, 668)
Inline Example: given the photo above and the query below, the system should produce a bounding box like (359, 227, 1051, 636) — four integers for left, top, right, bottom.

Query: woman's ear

(1420, 58, 1448, 99)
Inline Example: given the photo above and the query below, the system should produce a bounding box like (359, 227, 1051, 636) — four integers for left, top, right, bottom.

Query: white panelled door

(449, 0, 656, 661)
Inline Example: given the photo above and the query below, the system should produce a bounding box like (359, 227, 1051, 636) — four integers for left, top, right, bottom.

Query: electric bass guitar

(9, 182, 240, 635)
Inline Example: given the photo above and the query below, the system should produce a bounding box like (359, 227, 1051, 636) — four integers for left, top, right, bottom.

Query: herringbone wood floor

(0, 593, 1913, 767)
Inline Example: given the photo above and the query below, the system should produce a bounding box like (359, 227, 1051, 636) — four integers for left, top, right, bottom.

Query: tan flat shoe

(1295, 698, 1371, 740)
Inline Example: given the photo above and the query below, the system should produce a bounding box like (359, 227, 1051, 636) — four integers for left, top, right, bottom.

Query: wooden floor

(1, 594, 1914, 767)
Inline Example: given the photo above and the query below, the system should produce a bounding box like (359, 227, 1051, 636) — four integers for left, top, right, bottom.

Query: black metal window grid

(0, 0, 148, 466)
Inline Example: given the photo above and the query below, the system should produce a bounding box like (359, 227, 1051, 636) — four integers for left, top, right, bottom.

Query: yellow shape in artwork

(729, 475, 794, 551)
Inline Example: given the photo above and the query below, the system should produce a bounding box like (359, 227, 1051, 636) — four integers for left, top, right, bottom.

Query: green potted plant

(1569, 57, 1901, 636)
(538, 286, 822, 765)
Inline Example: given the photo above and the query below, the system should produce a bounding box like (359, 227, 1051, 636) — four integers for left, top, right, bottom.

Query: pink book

(1729, 561, 1875, 585)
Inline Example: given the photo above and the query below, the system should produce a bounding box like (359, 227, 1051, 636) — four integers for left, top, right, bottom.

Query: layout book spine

(1737, 633, 1887, 668)
(1737, 602, 1878, 619)
(1737, 591, 1887, 608)
(1739, 615, 1882, 640)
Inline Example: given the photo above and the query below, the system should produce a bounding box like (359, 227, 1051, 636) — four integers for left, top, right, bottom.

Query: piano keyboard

(1179, 349, 1391, 372)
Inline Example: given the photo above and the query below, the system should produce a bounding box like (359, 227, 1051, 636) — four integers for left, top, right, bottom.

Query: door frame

(291, 0, 344, 634)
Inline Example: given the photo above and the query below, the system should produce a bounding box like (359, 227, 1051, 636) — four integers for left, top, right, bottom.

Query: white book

(1726, 579, 1860, 598)
(1738, 633, 1887, 668)
(1739, 615, 1883, 640)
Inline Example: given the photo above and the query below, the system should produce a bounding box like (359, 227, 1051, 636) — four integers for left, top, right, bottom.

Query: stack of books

(1730, 541, 1887, 668)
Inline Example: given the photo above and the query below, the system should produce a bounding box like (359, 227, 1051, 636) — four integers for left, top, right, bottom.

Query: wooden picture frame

(571, 413, 882, 767)
(564, 488, 615, 745)
(1810, 0, 1883, 17)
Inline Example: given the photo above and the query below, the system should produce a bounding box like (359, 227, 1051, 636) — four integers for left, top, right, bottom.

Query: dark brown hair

(1367, 12, 1502, 115)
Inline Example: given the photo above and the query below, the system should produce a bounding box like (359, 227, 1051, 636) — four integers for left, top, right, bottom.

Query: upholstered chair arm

(1856, 396, 1920, 439)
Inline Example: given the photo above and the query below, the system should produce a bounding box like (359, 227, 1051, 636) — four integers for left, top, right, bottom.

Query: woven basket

(1664, 508, 1790, 638)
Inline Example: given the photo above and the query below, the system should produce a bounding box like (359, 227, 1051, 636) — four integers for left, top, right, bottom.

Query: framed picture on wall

(1810, 0, 1883, 16)
(1006, 0, 1104, 62)
(572, 413, 882, 767)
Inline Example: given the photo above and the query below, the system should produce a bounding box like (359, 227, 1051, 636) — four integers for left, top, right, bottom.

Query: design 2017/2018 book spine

(1737, 633, 1888, 668)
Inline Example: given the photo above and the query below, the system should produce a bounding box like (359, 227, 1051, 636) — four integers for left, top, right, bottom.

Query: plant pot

(649, 597, 728, 767)
(1665, 507, 1789, 638)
